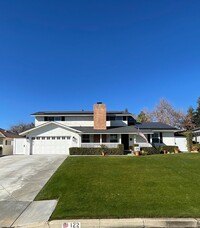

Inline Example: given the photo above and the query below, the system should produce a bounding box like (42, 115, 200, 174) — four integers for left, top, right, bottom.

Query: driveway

(0, 155, 67, 227)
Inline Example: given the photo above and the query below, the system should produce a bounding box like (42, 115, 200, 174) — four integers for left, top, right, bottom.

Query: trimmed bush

(159, 145, 178, 153)
(70, 144, 124, 155)
(141, 147, 159, 155)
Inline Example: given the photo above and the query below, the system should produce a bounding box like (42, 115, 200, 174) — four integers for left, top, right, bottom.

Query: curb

(13, 218, 200, 228)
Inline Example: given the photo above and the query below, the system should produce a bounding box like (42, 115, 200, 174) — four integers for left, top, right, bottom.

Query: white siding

(35, 116, 94, 127)
(175, 137, 187, 152)
(162, 132, 175, 145)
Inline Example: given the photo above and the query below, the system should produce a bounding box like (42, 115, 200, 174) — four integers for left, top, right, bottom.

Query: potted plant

(100, 144, 107, 156)
(135, 150, 140, 156)
(174, 147, 179, 154)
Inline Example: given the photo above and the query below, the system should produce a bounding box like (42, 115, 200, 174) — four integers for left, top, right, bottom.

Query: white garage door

(31, 136, 71, 155)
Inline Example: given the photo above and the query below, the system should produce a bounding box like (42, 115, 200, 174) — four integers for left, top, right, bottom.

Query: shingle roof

(31, 111, 131, 116)
(0, 128, 22, 138)
(72, 122, 177, 134)
(72, 126, 153, 134)
(135, 122, 178, 130)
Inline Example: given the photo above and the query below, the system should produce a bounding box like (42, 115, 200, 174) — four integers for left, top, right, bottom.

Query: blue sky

(0, 0, 200, 129)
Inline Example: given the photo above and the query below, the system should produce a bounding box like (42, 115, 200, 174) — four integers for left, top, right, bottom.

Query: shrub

(192, 144, 200, 152)
(70, 144, 124, 155)
(141, 147, 159, 155)
(159, 145, 178, 153)
(181, 131, 193, 152)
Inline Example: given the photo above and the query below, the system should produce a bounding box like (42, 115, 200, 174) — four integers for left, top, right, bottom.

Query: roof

(20, 122, 82, 136)
(31, 111, 131, 116)
(193, 127, 200, 131)
(0, 128, 22, 138)
(135, 122, 178, 130)
(72, 126, 153, 134)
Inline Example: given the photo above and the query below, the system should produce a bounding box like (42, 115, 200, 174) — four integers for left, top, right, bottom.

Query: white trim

(20, 121, 82, 136)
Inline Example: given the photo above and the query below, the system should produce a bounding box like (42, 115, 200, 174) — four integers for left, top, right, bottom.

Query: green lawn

(35, 154, 200, 219)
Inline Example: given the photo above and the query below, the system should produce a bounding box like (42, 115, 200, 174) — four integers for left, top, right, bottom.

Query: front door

(121, 134, 129, 150)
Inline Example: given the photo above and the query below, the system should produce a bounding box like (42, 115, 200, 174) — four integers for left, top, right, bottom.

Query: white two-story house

(14, 102, 184, 155)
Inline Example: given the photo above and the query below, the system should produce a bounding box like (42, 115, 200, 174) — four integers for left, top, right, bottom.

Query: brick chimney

(93, 102, 106, 130)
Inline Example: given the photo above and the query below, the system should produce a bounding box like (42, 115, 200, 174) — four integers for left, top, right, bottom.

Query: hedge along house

(0, 128, 22, 156)
(14, 102, 183, 155)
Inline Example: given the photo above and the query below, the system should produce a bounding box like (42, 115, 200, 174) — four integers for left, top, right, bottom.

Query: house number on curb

(62, 222, 81, 228)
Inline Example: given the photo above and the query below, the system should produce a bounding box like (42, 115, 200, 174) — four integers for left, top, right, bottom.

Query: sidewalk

(14, 218, 200, 228)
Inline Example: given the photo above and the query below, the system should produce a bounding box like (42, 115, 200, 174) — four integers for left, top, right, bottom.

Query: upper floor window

(44, 116, 65, 121)
(106, 116, 127, 121)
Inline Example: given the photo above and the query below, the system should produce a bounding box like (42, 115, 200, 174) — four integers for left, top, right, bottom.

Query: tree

(146, 99, 185, 129)
(194, 97, 200, 127)
(182, 107, 196, 130)
(10, 122, 34, 134)
(137, 111, 150, 122)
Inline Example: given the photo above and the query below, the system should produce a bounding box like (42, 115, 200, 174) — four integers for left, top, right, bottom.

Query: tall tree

(182, 106, 196, 130)
(10, 122, 34, 134)
(137, 111, 150, 122)
(146, 99, 185, 129)
(194, 97, 200, 127)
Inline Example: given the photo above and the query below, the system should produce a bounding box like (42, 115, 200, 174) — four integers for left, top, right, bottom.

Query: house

(14, 102, 186, 155)
(193, 127, 200, 143)
(0, 128, 22, 155)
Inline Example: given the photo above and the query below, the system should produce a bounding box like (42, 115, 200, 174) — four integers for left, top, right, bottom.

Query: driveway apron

(0, 155, 66, 227)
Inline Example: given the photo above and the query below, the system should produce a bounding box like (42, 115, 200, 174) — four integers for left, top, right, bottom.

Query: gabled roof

(20, 122, 82, 136)
(0, 128, 22, 138)
(135, 122, 178, 130)
(31, 111, 131, 116)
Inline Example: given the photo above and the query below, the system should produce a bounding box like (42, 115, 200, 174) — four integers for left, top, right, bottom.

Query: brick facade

(93, 103, 107, 130)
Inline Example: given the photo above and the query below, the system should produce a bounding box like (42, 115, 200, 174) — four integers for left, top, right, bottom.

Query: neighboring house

(14, 102, 186, 155)
(0, 128, 22, 155)
(193, 127, 200, 143)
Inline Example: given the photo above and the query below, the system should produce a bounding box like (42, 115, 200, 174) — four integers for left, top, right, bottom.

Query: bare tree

(10, 122, 34, 134)
(144, 99, 185, 129)
(182, 107, 196, 130)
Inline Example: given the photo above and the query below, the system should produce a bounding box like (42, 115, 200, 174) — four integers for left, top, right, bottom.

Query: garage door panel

(32, 137, 70, 155)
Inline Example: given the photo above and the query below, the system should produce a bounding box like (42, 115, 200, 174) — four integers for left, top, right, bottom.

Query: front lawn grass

(35, 154, 200, 219)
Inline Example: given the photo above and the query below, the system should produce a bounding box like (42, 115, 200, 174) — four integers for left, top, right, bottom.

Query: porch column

(119, 134, 122, 144)
(100, 134, 102, 144)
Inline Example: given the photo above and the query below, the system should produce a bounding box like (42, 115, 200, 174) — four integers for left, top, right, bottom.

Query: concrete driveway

(0, 155, 67, 227)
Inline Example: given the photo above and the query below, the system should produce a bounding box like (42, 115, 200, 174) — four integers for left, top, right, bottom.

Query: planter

(135, 151, 140, 156)
(174, 149, 179, 154)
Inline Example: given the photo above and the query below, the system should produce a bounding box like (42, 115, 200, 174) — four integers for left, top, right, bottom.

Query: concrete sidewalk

(14, 218, 200, 228)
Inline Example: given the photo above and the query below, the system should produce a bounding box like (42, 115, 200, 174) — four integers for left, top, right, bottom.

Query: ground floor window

(110, 134, 118, 143)
(152, 133, 159, 143)
(82, 134, 90, 143)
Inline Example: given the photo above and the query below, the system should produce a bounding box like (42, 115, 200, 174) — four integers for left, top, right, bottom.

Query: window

(82, 134, 90, 143)
(52, 137, 55, 140)
(47, 137, 50, 140)
(44, 116, 65, 121)
(110, 134, 118, 143)
(42, 137, 45, 140)
(62, 137, 65, 140)
(152, 133, 159, 143)
(32, 137, 35, 140)
(54, 117, 61, 121)
(67, 136, 71, 140)
(6, 140, 12, 145)
(57, 137, 60, 140)
(36, 137, 40, 140)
